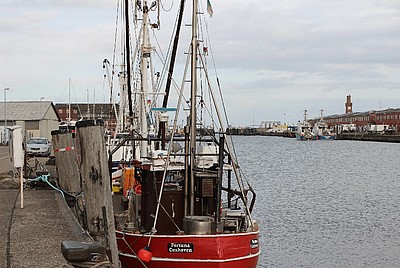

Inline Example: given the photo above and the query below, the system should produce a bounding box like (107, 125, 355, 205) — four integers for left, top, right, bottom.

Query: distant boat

(313, 110, 335, 140)
(296, 110, 315, 140)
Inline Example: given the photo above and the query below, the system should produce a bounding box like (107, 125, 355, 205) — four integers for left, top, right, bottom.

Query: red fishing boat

(116, 231, 259, 267)
(107, 0, 260, 267)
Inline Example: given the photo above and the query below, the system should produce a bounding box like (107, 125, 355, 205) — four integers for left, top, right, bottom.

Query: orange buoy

(138, 246, 152, 263)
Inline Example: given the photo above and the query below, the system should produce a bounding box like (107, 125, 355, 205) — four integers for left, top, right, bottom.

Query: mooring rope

(26, 174, 65, 199)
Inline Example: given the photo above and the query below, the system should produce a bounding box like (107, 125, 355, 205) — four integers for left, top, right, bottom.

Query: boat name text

(168, 243, 194, 253)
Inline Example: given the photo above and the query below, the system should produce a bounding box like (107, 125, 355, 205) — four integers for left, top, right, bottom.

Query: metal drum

(183, 216, 215, 235)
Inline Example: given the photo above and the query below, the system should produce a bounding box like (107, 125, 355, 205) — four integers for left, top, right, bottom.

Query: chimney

(345, 95, 352, 114)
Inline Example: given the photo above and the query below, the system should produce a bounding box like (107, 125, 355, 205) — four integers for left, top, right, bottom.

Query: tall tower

(345, 95, 353, 114)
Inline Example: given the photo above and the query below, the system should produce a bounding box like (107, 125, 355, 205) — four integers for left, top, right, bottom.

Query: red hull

(116, 231, 260, 268)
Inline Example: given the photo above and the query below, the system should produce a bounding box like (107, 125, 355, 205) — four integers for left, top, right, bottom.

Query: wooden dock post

(51, 130, 81, 194)
(75, 120, 120, 268)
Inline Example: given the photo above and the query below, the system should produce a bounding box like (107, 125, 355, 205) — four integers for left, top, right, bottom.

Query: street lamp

(4, 87, 9, 144)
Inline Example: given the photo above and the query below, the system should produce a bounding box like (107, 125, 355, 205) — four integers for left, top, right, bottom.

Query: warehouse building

(0, 101, 60, 144)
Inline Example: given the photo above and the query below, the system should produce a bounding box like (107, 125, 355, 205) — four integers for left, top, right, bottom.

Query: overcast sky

(1, 0, 400, 126)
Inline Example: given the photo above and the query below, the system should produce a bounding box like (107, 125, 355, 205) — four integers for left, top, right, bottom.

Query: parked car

(26, 137, 51, 157)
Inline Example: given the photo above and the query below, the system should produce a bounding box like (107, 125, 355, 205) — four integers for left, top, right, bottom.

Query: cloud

(0, 1, 115, 102)
(1, 0, 400, 125)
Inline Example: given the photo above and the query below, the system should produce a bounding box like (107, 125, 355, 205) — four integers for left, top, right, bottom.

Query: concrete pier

(0, 146, 91, 267)
(1, 189, 92, 267)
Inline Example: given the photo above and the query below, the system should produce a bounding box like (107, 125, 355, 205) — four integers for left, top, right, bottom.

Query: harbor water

(232, 136, 400, 268)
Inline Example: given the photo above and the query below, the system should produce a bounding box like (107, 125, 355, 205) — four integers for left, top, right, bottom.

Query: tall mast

(189, 0, 198, 215)
(162, 0, 185, 108)
(124, 0, 133, 119)
(139, 1, 151, 158)
(158, 0, 185, 150)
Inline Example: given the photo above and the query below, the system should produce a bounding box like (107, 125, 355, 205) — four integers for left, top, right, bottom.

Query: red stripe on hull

(116, 231, 260, 268)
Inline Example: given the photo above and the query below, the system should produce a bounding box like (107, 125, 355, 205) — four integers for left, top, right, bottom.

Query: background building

(322, 109, 400, 131)
(55, 103, 118, 131)
(0, 101, 60, 143)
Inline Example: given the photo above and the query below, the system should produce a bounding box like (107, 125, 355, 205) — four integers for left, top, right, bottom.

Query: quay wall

(228, 128, 400, 143)
(227, 127, 283, 136)
(336, 133, 400, 143)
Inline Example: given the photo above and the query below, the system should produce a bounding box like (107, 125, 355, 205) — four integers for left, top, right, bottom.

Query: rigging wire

(109, 0, 121, 123)
(198, 0, 251, 188)
(197, 47, 254, 225)
(197, 11, 216, 133)
(148, 45, 191, 245)
(68, 79, 83, 119)
(151, 2, 181, 96)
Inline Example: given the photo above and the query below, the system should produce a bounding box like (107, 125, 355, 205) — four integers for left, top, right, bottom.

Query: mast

(68, 78, 71, 125)
(158, 0, 185, 150)
(189, 0, 198, 215)
(93, 89, 95, 119)
(162, 0, 185, 108)
(139, 1, 152, 158)
(118, 68, 127, 133)
(86, 89, 90, 118)
(124, 0, 133, 119)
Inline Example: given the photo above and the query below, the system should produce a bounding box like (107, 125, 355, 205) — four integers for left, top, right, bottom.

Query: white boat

(296, 110, 315, 140)
(313, 110, 335, 140)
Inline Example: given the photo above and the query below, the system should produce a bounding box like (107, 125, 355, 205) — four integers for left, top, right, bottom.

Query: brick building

(54, 103, 118, 130)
